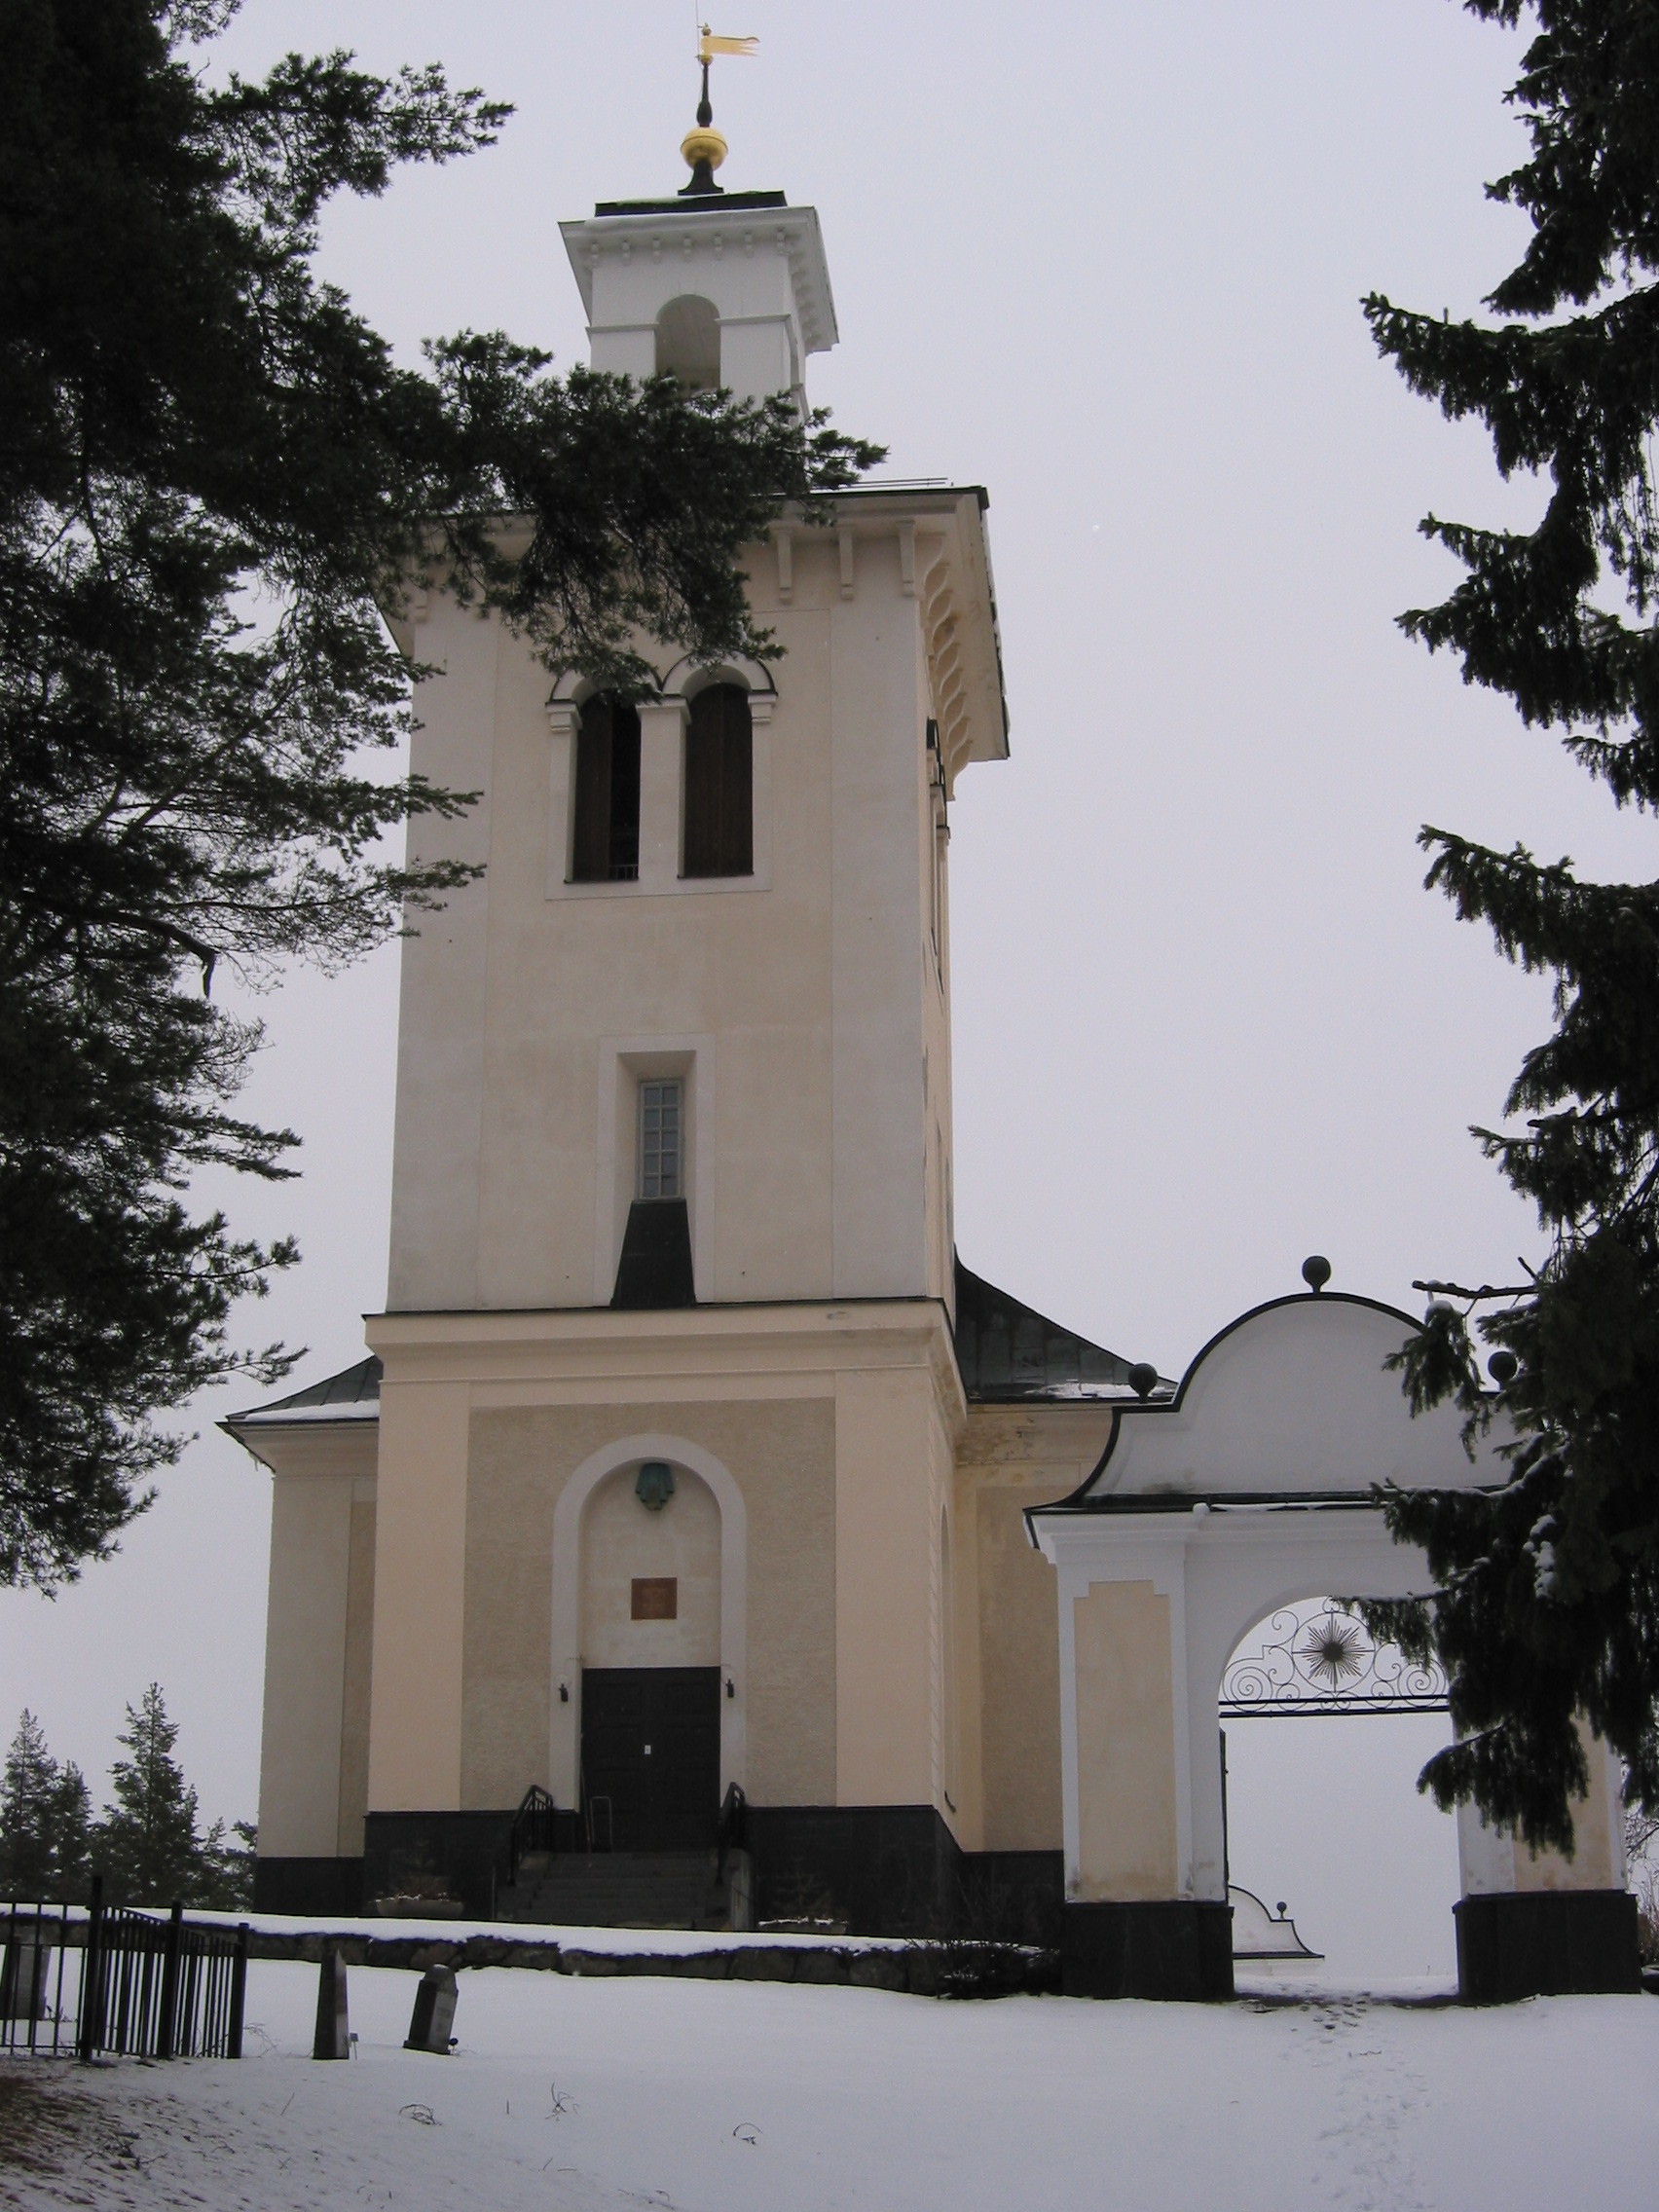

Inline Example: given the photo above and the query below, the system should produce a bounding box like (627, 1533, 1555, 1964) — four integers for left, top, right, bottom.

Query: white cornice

(559, 203, 838, 356)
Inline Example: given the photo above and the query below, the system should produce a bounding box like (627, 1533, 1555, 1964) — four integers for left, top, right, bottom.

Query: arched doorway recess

(549, 1433, 748, 1830)
(1029, 1282, 1636, 2004)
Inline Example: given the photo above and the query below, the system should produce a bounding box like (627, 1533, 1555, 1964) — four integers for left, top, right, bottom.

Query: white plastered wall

(383, 496, 1001, 1318)
(241, 1419, 379, 1859)
(1041, 1508, 1433, 1903)
(1034, 1294, 1625, 1910)
(559, 203, 836, 414)
(580, 1463, 720, 1668)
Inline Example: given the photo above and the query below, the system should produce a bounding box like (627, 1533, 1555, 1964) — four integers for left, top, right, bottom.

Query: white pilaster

(637, 699, 687, 891)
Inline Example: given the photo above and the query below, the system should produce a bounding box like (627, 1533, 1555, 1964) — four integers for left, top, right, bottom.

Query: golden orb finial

(681, 124, 728, 178)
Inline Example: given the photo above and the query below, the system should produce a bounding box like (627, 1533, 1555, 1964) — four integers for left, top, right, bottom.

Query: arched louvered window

(655, 295, 721, 388)
(682, 684, 753, 879)
(571, 693, 642, 882)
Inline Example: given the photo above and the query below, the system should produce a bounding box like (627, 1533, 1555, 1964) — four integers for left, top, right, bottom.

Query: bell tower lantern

(558, 76, 836, 411)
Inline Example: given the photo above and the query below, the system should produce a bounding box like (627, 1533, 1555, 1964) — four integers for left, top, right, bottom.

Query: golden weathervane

(682, 25, 759, 196)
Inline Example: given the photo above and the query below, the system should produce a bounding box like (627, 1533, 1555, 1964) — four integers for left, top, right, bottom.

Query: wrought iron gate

(1220, 1599, 1449, 1718)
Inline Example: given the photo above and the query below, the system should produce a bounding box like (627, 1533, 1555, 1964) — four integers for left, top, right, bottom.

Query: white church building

(229, 111, 1639, 2003)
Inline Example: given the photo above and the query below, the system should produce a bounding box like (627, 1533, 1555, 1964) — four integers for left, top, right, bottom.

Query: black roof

(952, 1259, 1136, 1404)
(594, 190, 788, 217)
(227, 1355, 382, 1422)
(230, 1266, 1133, 1424)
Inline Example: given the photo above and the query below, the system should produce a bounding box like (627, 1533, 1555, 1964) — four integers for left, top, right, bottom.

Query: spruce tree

(0, 1711, 59, 1896)
(203, 1818, 257, 1912)
(48, 1761, 92, 1899)
(1364, 1, 1659, 1850)
(0, 1, 881, 1589)
(96, 1684, 210, 1905)
(0, 1710, 93, 1897)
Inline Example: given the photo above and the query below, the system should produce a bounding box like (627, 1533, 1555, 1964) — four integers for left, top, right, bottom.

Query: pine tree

(0, 1, 881, 1590)
(49, 1762, 92, 1899)
(1364, 1, 1659, 1850)
(0, 1710, 94, 1897)
(96, 1684, 210, 1906)
(0, 1711, 59, 1895)
(196, 1818, 256, 1912)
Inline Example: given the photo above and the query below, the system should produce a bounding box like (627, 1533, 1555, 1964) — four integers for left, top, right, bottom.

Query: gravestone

(312, 1947, 350, 2059)
(404, 1964, 459, 2054)
(1, 1936, 52, 2018)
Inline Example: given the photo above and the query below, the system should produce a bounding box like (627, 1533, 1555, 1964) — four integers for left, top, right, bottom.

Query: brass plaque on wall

(631, 1576, 679, 1621)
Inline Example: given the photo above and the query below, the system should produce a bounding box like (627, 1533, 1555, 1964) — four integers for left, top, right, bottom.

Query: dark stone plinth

(1455, 1889, 1641, 2004)
(254, 1857, 363, 1917)
(746, 1805, 960, 1937)
(960, 1850, 1066, 1948)
(362, 1811, 516, 1920)
(273, 1806, 1058, 1947)
(1061, 1899, 1235, 2002)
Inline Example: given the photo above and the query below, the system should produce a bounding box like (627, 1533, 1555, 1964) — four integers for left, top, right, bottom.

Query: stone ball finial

(1487, 1349, 1519, 1386)
(1127, 1362, 1160, 1401)
(1302, 1254, 1332, 1294)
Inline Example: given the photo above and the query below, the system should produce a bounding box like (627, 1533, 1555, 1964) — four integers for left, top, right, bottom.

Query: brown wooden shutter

(571, 696, 641, 881)
(682, 684, 753, 877)
(607, 701, 641, 879)
(571, 696, 612, 882)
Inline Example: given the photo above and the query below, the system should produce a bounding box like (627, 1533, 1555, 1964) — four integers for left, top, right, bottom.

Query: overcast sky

(5, 2, 1641, 1964)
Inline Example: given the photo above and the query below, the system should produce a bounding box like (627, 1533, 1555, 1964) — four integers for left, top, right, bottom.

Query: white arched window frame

(543, 661, 775, 900)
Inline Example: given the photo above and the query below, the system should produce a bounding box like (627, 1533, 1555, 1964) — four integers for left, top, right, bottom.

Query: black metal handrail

(507, 1786, 560, 1890)
(585, 1794, 614, 1853)
(717, 1780, 748, 1879)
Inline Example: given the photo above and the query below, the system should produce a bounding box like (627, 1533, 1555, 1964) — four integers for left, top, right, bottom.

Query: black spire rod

(680, 53, 725, 197)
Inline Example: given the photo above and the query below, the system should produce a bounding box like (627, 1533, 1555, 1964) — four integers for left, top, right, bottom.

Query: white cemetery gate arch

(1029, 1286, 1639, 2003)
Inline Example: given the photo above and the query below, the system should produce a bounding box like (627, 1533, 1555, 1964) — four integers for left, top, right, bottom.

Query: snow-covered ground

(4, 1959, 1658, 2210)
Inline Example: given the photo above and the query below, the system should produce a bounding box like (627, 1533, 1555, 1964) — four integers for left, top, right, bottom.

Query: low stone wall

(241, 1926, 1058, 1998)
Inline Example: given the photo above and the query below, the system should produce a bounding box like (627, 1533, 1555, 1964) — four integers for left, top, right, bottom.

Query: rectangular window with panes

(638, 1079, 682, 1200)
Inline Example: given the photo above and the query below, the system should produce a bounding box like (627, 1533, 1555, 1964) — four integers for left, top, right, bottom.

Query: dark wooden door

(580, 1668, 720, 1850)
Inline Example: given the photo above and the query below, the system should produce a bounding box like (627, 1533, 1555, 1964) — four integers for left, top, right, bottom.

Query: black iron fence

(1, 1881, 248, 2061)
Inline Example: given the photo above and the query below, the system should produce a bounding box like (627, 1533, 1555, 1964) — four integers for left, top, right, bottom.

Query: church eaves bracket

(770, 522, 793, 602)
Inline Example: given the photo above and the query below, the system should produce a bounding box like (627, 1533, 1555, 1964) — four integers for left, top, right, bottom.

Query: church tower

(383, 191, 1007, 1324)
(236, 86, 1110, 1936)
